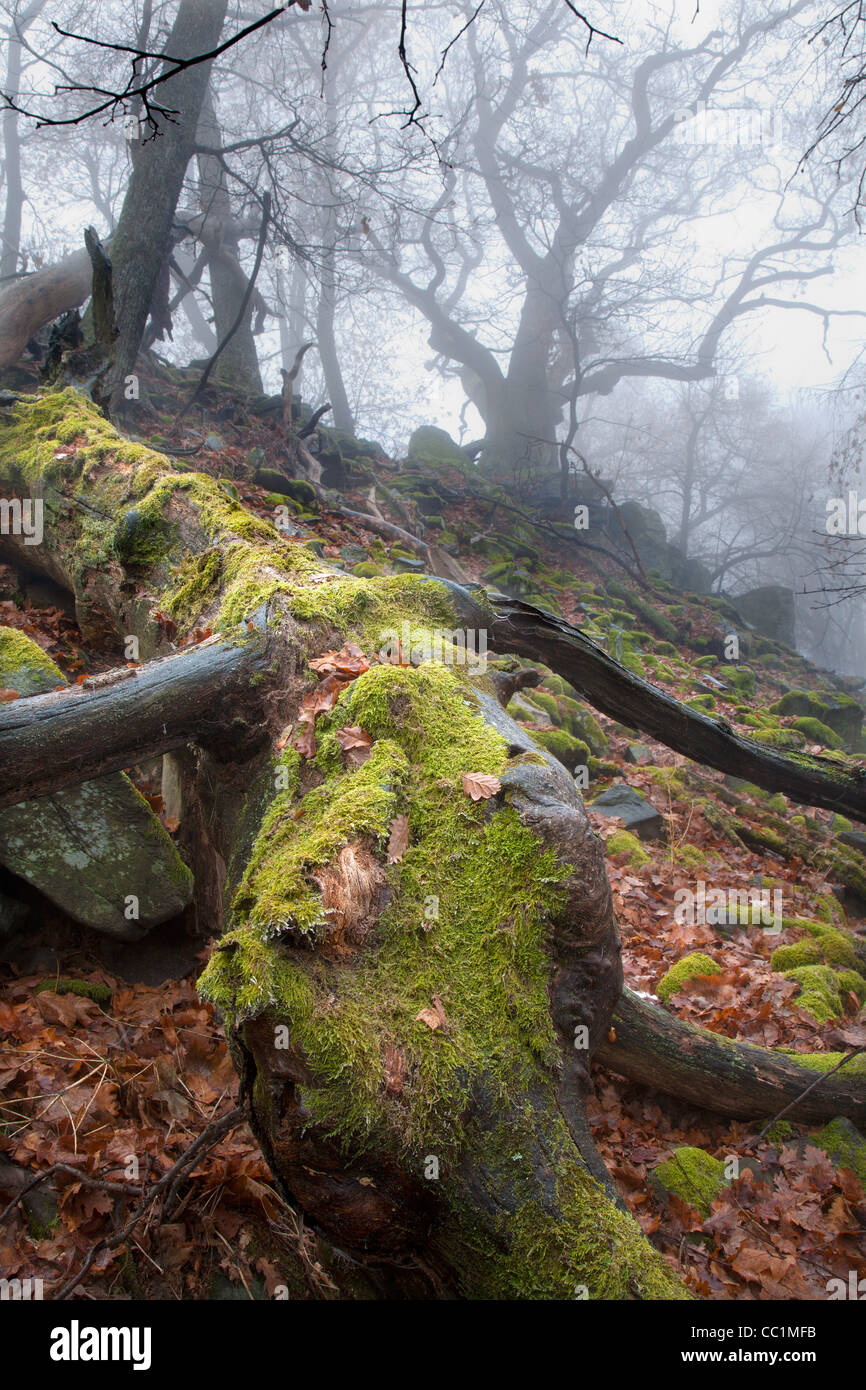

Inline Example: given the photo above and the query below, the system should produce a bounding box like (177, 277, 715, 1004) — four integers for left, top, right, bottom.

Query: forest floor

(1, 365, 864, 1299)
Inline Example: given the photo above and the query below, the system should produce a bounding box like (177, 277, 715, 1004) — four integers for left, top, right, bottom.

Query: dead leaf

(387, 814, 409, 863)
(0, 688, 19, 702)
(462, 772, 501, 801)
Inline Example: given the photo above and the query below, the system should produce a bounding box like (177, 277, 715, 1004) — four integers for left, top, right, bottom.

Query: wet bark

(195, 90, 262, 393)
(599, 989, 866, 1126)
(102, 0, 230, 414)
(488, 595, 866, 822)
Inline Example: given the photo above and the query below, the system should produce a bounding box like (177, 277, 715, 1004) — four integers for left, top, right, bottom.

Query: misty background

(4, 0, 866, 673)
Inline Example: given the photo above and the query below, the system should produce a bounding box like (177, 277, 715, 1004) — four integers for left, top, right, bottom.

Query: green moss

(201, 661, 570, 1155)
(763, 1120, 796, 1145)
(770, 940, 822, 971)
(747, 726, 806, 750)
(836, 968, 866, 1001)
(780, 1050, 866, 1077)
(35, 977, 112, 1007)
(525, 689, 560, 723)
(675, 843, 710, 869)
(652, 1146, 730, 1216)
(781, 964, 846, 1021)
(790, 716, 843, 749)
(657, 952, 721, 1003)
(765, 793, 787, 813)
(832, 813, 854, 833)
(718, 664, 756, 696)
(533, 728, 590, 772)
(685, 693, 715, 711)
(0, 626, 64, 694)
(606, 829, 650, 869)
(797, 919, 863, 973)
(808, 1118, 866, 1184)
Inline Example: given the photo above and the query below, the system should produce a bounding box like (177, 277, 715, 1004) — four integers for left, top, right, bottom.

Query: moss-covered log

(598, 988, 866, 1126)
(0, 389, 686, 1299)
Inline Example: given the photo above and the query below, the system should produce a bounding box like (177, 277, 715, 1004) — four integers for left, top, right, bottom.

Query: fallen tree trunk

(0, 388, 685, 1298)
(0, 632, 272, 808)
(0, 248, 92, 372)
(598, 988, 866, 1126)
(488, 594, 866, 822)
(3, 390, 861, 1297)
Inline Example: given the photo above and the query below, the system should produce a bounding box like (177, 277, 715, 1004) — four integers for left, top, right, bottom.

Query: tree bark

(0, 248, 92, 372)
(102, 0, 229, 414)
(599, 989, 866, 1126)
(487, 594, 866, 822)
(7, 389, 861, 1297)
(195, 89, 262, 392)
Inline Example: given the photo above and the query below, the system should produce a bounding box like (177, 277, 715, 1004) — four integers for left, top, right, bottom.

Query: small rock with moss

(651, 1146, 730, 1216)
(656, 952, 721, 1003)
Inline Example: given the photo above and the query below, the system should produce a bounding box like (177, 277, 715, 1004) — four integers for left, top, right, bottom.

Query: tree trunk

(7, 390, 861, 1297)
(0, 248, 92, 373)
(316, 243, 354, 434)
(0, 386, 688, 1299)
(478, 282, 561, 486)
(195, 90, 262, 392)
(103, 0, 229, 414)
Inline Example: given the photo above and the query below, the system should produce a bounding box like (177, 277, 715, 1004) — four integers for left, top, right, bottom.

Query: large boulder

(0, 626, 193, 939)
(733, 584, 796, 649)
(407, 425, 473, 473)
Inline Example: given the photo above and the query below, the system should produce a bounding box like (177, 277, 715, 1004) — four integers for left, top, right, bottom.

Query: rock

(589, 781, 665, 840)
(0, 628, 194, 939)
(407, 425, 473, 471)
(253, 469, 317, 508)
(203, 432, 226, 452)
(734, 584, 796, 649)
(624, 743, 653, 765)
(808, 1117, 866, 1184)
(340, 543, 369, 566)
(651, 1146, 731, 1216)
(839, 830, 866, 856)
(0, 775, 194, 940)
(393, 555, 426, 573)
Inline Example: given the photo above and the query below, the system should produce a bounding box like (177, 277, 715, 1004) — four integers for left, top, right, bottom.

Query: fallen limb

(0, 248, 92, 372)
(0, 631, 272, 808)
(487, 594, 866, 821)
(596, 988, 866, 1125)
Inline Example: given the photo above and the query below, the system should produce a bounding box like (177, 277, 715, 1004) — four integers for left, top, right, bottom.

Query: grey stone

(0, 774, 193, 939)
(624, 743, 653, 765)
(0, 628, 193, 939)
(340, 543, 369, 566)
(734, 584, 796, 648)
(589, 781, 665, 841)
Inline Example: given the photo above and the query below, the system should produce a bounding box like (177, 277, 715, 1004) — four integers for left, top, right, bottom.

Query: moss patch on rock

(657, 952, 721, 1004)
(652, 1146, 730, 1216)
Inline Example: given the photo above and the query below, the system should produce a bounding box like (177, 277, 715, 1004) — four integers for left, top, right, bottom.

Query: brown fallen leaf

(293, 723, 317, 759)
(461, 771, 501, 801)
(336, 725, 372, 750)
(336, 724, 373, 767)
(416, 1007, 441, 1031)
(0, 688, 19, 702)
(387, 814, 409, 863)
